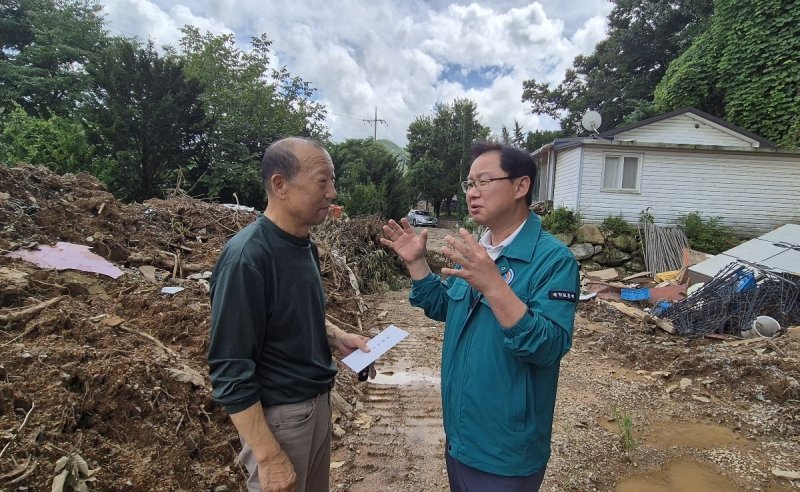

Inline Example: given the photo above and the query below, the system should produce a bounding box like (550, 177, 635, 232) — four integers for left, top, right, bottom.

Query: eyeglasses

(461, 176, 518, 193)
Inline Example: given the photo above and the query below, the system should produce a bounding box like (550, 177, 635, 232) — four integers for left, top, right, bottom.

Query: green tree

(523, 129, 565, 153)
(0, 104, 110, 177)
(82, 38, 210, 201)
(0, 0, 108, 117)
(405, 98, 490, 217)
(179, 27, 329, 205)
(522, 0, 713, 133)
(328, 139, 411, 220)
(654, 0, 800, 147)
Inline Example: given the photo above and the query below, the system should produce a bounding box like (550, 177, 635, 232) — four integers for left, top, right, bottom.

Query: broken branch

(0, 296, 67, 326)
(0, 401, 35, 460)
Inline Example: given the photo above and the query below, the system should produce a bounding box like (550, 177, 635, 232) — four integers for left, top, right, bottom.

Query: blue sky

(97, 0, 613, 144)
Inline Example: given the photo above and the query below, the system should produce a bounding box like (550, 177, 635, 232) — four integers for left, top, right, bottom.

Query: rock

(787, 326, 800, 339)
(593, 246, 632, 267)
(576, 224, 605, 245)
(332, 423, 346, 438)
(624, 260, 647, 273)
(569, 243, 595, 260)
(772, 468, 800, 480)
(593, 245, 603, 255)
(679, 378, 692, 390)
(580, 260, 604, 272)
(610, 234, 639, 253)
(692, 395, 711, 403)
(666, 385, 678, 394)
(554, 233, 574, 246)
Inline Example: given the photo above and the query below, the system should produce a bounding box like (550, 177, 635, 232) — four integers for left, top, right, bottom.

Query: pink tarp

(6, 241, 123, 279)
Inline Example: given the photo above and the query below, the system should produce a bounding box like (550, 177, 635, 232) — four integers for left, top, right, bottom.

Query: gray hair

(261, 137, 325, 196)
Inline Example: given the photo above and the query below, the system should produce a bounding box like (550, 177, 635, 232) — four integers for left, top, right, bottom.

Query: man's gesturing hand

(380, 218, 427, 264)
(441, 228, 503, 294)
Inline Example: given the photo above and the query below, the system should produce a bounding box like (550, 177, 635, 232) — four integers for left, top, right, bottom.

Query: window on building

(602, 154, 641, 191)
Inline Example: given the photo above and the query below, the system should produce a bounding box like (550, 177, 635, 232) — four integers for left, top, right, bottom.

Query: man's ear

(514, 176, 531, 200)
(270, 174, 286, 198)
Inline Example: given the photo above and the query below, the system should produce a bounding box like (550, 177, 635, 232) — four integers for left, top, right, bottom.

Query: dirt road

(330, 226, 799, 491)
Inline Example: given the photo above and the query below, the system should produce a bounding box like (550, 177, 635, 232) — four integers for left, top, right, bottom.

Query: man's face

(282, 144, 337, 227)
(465, 150, 519, 226)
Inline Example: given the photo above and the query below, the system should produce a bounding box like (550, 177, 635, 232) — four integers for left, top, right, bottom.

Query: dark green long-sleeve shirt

(208, 215, 336, 413)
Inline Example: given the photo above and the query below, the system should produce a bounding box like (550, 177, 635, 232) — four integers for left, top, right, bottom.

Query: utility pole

(363, 107, 387, 140)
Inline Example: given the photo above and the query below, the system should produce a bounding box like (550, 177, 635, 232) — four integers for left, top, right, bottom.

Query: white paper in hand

(341, 324, 409, 373)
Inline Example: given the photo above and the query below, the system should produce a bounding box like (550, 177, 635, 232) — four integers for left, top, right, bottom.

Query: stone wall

(556, 224, 646, 275)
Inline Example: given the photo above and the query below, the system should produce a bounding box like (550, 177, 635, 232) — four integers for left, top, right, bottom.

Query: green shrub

(542, 206, 581, 235)
(677, 211, 739, 254)
(600, 213, 635, 236)
(0, 104, 107, 178)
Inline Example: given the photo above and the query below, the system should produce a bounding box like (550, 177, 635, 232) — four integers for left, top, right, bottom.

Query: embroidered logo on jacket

(502, 269, 514, 285)
(548, 290, 577, 302)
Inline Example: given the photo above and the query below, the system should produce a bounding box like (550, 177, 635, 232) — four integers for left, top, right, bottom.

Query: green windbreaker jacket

(410, 212, 580, 476)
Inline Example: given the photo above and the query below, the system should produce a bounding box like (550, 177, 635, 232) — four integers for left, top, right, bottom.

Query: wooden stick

(325, 314, 359, 332)
(0, 401, 34, 460)
(0, 296, 67, 325)
(1, 319, 43, 347)
(0, 458, 30, 481)
(6, 462, 36, 485)
(114, 324, 179, 359)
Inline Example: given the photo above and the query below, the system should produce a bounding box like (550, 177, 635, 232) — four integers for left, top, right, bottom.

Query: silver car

(407, 209, 438, 227)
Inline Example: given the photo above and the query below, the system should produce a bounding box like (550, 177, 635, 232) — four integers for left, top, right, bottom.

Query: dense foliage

(677, 211, 739, 254)
(83, 38, 210, 201)
(328, 139, 412, 220)
(522, 0, 713, 133)
(405, 99, 490, 217)
(600, 213, 636, 236)
(542, 206, 582, 235)
(654, 0, 800, 147)
(0, 0, 329, 205)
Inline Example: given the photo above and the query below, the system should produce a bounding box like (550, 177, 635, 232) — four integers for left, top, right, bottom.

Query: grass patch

(613, 409, 637, 452)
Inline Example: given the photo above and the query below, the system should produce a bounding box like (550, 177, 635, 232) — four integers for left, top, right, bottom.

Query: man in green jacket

(382, 141, 579, 491)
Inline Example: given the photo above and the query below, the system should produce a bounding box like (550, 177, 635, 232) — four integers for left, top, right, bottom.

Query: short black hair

(261, 137, 325, 196)
(471, 140, 536, 206)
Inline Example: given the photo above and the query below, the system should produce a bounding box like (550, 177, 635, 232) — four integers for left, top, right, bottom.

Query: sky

(97, 0, 613, 145)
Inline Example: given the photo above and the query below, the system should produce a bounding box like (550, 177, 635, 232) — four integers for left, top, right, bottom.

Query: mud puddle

(615, 458, 743, 491)
(644, 421, 750, 449)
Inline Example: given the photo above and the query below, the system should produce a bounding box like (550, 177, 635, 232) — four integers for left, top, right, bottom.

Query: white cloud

(98, 1, 612, 143)
(102, 0, 231, 47)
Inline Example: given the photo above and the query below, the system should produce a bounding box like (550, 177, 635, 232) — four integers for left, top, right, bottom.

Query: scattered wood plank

(622, 271, 652, 281)
(598, 299, 676, 334)
(586, 268, 620, 281)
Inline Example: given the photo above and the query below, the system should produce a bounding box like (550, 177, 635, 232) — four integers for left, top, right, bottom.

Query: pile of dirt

(577, 301, 800, 437)
(0, 164, 386, 490)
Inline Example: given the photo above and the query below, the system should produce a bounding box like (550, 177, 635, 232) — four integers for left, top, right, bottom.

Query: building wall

(614, 114, 759, 148)
(577, 145, 800, 234)
(552, 147, 581, 209)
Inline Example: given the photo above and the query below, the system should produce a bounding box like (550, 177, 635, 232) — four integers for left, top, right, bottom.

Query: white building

(532, 108, 800, 234)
